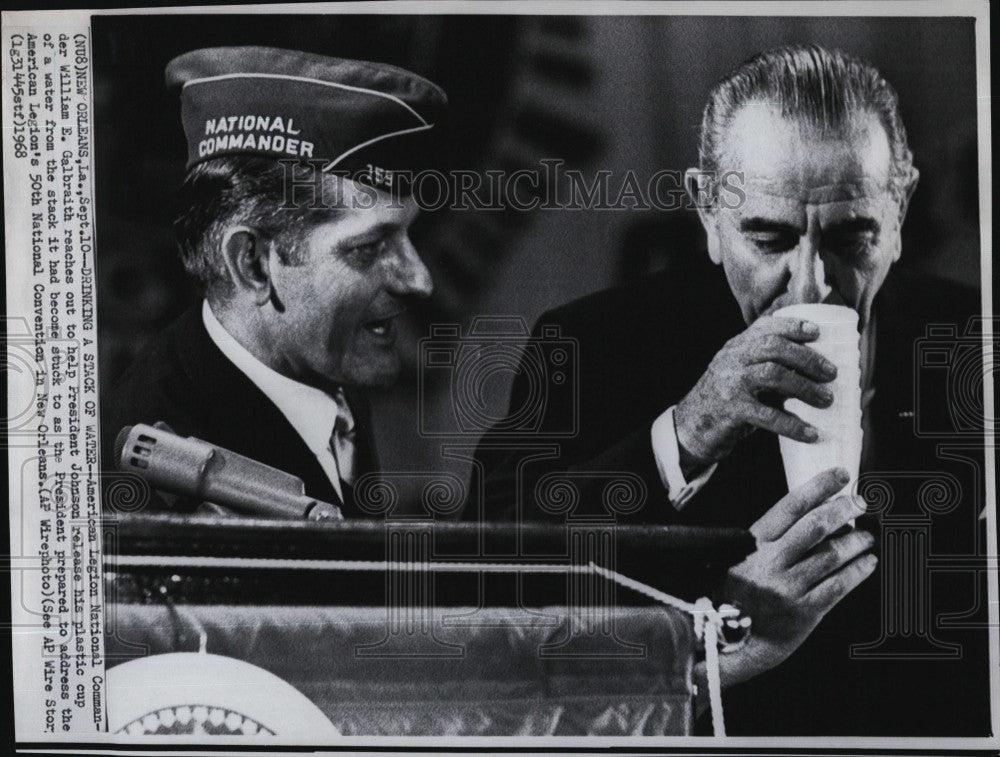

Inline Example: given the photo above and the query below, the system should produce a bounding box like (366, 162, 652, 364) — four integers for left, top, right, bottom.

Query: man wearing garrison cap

(104, 47, 446, 517)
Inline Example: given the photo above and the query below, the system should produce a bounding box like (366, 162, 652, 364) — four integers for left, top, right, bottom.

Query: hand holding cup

(673, 313, 839, 471)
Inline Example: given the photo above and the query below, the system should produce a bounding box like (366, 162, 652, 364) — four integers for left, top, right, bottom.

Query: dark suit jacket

(471, 261, 991, 736)
(102, 306, 379, 517)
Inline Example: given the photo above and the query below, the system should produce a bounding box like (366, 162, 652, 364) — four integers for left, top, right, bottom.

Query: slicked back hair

(699, 44, 915, 196)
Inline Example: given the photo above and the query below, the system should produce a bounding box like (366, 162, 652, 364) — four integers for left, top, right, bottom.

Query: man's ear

(220, 226, 273, 307)
(889, 168, 919, 264)
(685, 167, 723, 265)
(898, 167, 920, 224)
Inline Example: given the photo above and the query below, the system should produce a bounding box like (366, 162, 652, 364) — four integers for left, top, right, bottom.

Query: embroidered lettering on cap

(199, 114, 313, 158)
(204, 115, 301, 135)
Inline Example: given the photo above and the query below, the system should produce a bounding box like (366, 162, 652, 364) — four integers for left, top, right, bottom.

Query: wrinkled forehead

(718, 103, 896, 205)
(733, 176, 899, 224)
(741, 176, 892, 204)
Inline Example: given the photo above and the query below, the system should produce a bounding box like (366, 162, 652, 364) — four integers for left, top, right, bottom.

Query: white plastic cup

(774, 303, 863, 500)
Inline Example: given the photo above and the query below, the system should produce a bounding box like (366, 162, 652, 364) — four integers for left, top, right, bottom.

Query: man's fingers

(749, 336, 838, 383)
(779, 495, 867, 562)
(745, 362, 833, 408)
(751, 467, 850, 542)
(791, 528, 876, 591)
(744, 401, 817, 442)
(749, 315, 822, 343)
(805, 552, 878, 612)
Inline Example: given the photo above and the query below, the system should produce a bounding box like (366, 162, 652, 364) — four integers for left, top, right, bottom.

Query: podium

(103, 515, 752, 737)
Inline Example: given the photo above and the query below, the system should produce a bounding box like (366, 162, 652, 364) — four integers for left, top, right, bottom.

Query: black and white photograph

(2, 2, 996, 751)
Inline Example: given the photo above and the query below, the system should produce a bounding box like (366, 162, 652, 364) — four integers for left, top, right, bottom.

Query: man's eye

(346, 238, 388, 263)
(748, 233, 797, 254)
(828, 231, 876, 255)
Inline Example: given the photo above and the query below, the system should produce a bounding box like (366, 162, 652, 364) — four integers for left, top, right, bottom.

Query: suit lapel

(867, 272, 918, 471)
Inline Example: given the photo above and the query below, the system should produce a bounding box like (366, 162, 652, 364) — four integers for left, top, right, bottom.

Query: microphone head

(113, 425, 134, 469)
(307, 501, 343, 521)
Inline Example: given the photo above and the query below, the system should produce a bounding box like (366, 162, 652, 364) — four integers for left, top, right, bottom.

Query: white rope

(696, 597, 726, 737)
(109, 554, 734, 735)
(588, 562, 701, 614)
(592, 563, 731, 737)
(175, 604, 209, 655)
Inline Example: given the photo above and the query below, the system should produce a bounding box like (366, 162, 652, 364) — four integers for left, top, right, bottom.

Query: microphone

(114, 422, 343, 521)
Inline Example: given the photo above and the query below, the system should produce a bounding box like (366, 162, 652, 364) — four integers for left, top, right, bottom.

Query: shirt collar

(201, 300, 348, 456)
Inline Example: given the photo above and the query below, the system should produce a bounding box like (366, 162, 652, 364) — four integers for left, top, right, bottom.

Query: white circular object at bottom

(106, 652, 340, 737)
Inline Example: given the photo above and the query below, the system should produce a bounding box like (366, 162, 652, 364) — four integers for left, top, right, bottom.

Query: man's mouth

(365, 319, 391, 336)
(362, 309, 405, 339)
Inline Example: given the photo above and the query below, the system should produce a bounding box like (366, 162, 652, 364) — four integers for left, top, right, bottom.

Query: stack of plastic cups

(774, 303, 863, 503)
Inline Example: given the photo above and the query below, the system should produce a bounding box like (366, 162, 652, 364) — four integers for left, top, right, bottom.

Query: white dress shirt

(201, 300, 352, 502)
(651, 405, 717, 510)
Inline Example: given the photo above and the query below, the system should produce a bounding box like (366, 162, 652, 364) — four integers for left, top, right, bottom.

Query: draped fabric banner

(104, 604, 696, 736)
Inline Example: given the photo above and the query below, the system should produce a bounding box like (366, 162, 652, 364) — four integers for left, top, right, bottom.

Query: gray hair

(699, 44, 915, 194)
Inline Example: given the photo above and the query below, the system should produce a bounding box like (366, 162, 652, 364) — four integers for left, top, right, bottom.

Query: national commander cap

(165, 46, 447, 191)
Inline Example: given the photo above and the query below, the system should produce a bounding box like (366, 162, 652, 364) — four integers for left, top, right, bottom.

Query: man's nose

(788, 241, 832, 304)
(387, 238, 434, 298)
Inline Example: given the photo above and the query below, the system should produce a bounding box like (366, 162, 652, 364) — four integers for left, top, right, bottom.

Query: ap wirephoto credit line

(2, 2, 996, 754)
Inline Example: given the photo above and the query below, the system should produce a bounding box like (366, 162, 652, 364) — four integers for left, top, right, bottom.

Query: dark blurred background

(92, 14, 981, 510)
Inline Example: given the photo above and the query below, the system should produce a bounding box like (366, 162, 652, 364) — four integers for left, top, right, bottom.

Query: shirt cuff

(651, 405, 718, 510)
